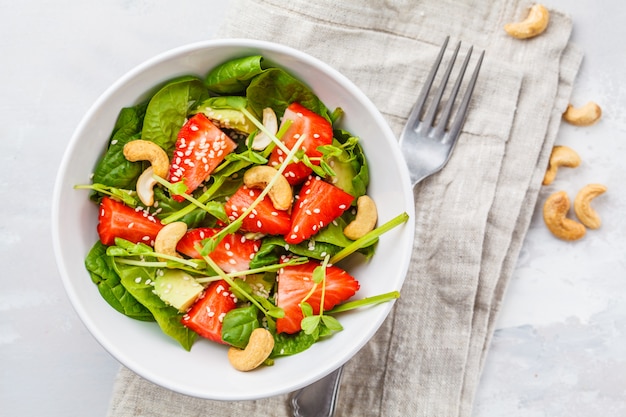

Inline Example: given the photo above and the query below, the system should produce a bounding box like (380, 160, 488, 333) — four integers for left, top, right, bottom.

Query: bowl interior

(52, 39, 415, 400)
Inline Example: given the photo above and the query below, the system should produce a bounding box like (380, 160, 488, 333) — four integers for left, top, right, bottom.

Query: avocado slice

(153, 270, 204, 312)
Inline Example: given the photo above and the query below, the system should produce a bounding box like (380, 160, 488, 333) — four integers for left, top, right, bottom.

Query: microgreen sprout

(330, 211, 410, 264)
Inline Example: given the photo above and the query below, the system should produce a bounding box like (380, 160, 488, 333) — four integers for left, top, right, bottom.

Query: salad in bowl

(52, 39, 414, 400)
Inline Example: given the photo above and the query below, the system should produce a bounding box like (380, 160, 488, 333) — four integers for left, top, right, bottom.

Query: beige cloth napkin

(106, 0, 582, 416)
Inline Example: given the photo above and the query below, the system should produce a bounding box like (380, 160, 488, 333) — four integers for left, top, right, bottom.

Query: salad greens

(80, 54, 408, 362)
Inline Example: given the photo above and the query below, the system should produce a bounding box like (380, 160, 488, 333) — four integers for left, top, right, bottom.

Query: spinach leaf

(112, 260, 197, 351)
(84, 241, 154, 321)
(92, 105, 146, 188)
(250, 236, 341, 269)
(332, 130, 369, 198)
(204, 55, 265, 95)
(221, 305, 260, 349)
(142, 76, 210, 155)
(270, 331, 318, 358)
(246, 68, 329, 119)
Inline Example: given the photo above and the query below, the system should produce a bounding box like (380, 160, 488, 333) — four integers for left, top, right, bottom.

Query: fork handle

(290, 367, 344, 417)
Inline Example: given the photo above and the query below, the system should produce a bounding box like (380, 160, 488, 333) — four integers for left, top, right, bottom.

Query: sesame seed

(127, 222, 134, 228)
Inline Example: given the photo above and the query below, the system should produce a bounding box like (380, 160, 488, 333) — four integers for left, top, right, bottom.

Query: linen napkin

(106, 0, 583, 416)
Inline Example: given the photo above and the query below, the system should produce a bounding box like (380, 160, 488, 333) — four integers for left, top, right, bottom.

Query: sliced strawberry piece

(269, 103, 333, 185)
(285, 176, 354, 244)
(181, 279, 237, 344)
(176, 227, 261, 273)
(276, 260, 359, 334)
(224, 185, 291, 236)
(168, 113, 237, 202)
(96, 196, 164, 246)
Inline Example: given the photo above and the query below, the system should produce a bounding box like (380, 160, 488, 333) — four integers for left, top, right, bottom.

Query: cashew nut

(543, 191, 586, 241)
(154, 221, 188, 262)
(243, 165, 293, 211)
(542, 145, 581, 185)
(562, 101, 602, 126)
(343, 195, 378, 240)
(504, 4, 550, 39)
(574, 183, 606, 229)
(136, 166, 158, 206)
(123, 140, 170, 178)
(251, 108, 278, 150)
(227, 328, 274, 371)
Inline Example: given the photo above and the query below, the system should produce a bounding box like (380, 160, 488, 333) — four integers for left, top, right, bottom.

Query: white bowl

(52, 39, 415, 400)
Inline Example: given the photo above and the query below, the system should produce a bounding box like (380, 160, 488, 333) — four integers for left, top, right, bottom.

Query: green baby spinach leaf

(92, 105, 146, 189)
(141, 76, 210, 155)
(270, 331, 318, 358)
(221, 305, 260, 349)
(246, 68, 329, 119)
(204, 55, 265, 95)
(84, 241, 154, 321)
(112, 260, 197, 351)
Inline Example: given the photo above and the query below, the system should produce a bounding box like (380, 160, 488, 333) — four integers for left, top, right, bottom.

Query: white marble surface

(1, 1, 624, 416)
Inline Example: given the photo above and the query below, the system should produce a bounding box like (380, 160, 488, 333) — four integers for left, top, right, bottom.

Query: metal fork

(290, 36, 484, 417)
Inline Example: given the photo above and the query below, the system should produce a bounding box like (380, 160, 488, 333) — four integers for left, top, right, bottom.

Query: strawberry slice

(275, 260, 359, 334)
(285, 176, 354, 244)
(224, 185, 292, 236)
(269, 103, 333, 185)
(168, 113, 237, 202)
(176, 227, 261, 273)
(181, 279, 237, 344)
(96, 196, 164, 246)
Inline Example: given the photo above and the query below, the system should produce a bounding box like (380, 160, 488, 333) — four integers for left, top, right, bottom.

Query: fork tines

(410, 36, 484, 140)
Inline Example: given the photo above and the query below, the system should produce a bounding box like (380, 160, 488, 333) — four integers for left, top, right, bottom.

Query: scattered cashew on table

(504, 4, 550, 39)
(539, 98, 606, 240)
(507, 4, 609, 241)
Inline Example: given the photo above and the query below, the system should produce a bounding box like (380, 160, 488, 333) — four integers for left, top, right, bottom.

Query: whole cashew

(154, 221, 188, 262)
(343, 195, 378, 240)
(543, 191, 586, 241)
(562, 101, 602, 126)
(251, 108, 278, 150)
(123, 140, 170, 178)
(504, 4, 550, 39)
(243, 165, 293, 211)
(136, 166, 158, 206)
(574, 183, 607, 229)
(227, 328, 275, 371)
(542, 145, 581, 185)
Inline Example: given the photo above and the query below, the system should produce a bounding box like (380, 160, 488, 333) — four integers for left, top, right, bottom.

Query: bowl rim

(51, 38, 415, 400)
